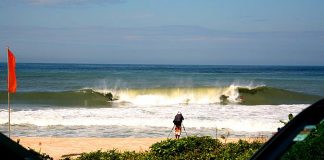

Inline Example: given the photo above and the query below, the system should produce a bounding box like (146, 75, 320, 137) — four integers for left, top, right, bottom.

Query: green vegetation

(74, 150, 149, 160)
(66, 136, 263, 160)
(280, 121, 324, 160)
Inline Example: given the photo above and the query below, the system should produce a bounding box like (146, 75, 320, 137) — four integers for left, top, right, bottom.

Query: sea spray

(93, 85, 319, 106)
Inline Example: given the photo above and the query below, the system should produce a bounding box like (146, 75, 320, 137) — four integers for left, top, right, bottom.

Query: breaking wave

(0, 85, 320, 106)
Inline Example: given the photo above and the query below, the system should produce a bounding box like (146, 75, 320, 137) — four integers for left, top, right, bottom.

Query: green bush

(217, 140, 262, 160)
(73, 136, 263, 160)
(281, 122, 324, 160)
(74, 150, 152, 160)
(150, 136, 223, 159)
(76, 150, 120, 160)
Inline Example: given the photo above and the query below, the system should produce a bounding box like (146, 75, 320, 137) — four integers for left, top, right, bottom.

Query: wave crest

(0, 85, 319, 107)
(93, 84, 320, 106)
(93, 85, 263, 106)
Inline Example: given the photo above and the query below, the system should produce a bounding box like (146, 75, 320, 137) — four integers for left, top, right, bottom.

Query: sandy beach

(13, 137, 165, 159)
(13, 137, 268, 160)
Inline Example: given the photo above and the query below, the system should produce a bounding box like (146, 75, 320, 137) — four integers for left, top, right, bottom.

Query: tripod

(167, 124, 188, 139)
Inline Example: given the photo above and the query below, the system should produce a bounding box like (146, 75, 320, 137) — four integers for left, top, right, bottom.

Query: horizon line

(0, 62, 323, 67)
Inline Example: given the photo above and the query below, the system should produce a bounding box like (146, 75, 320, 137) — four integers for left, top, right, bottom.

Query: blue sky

(0, 0, 324, 65)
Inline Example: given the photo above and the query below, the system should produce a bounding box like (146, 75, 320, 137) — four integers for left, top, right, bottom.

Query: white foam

(0, 104, 308, 133)
(92, 84, 260, 106)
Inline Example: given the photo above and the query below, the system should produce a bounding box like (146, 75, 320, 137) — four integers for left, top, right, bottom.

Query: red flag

(8, 49, 17, 93)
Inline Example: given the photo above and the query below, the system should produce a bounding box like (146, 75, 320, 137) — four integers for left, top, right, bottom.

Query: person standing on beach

(173, 112, 184, 139)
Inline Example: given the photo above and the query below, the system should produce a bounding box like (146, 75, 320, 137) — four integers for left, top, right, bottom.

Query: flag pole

(8, 90, 10, 138)
(7, 46, 11, 138)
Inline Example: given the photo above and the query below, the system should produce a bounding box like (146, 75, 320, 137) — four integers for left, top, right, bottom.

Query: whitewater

(0, 104, 309, 137)
(0, 64, 323, 137)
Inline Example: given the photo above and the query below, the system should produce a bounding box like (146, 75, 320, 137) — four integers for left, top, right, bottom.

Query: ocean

(0, 63, 323, 138)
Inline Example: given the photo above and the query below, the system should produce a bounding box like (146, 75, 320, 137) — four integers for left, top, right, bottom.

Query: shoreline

(13, 137, 268, 160)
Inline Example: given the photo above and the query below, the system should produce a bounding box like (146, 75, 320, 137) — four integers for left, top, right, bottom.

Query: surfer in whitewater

(105, 92, 113, 101)
(173, 112, 184, 139)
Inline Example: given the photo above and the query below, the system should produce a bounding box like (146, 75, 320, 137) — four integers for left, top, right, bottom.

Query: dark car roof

(250, 98, 324, 160)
